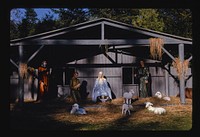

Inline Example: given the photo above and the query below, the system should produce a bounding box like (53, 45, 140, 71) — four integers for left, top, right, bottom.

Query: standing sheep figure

(122, 103, 133, 115)
(123, 89, 135, 105)
(122, 90, 135, 115)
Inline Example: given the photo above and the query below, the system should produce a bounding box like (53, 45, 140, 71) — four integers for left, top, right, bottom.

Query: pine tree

(18, 8, 38, 38)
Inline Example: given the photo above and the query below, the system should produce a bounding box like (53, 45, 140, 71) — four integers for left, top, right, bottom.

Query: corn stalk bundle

(149, 38, 164, 60)
(172, 58, 189, 79)
(183, 59, 189, 74)
(19, 63, 28, 78)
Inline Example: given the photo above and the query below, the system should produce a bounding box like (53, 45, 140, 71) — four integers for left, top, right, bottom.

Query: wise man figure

(37, 60, 51, 101)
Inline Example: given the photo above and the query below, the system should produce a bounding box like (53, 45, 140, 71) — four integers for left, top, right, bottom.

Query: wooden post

(101, 22, 104, 40)
(164, 63, 169, 96)
(18, 45, 24, 106)
(121, 50, 123, 64)
(179, 43, 185, 104)
(63, 68, 65, 85)
(114, 46, 118, 63)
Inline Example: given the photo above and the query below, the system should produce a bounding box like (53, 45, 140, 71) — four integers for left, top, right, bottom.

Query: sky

(10, 8, 58, 22)
(35, 8, 56, 19)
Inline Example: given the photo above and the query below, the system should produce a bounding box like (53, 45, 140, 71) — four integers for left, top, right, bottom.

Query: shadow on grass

(10, 97, 192, 131)
(10, 99, 90, 130)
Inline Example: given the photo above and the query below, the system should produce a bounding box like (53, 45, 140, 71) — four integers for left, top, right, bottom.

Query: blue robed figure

(92, 71, 112, 102)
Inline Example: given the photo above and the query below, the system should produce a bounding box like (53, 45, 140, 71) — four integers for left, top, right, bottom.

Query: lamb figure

(145, 102, 166, 115)
(123, 89, 135, 105)
(70, 103, 87, 115)
(122, 103, 133, 115)
(155, 91, 171, 101)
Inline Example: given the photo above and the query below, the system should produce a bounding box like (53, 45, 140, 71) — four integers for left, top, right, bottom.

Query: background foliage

(10, 8, 192, 40)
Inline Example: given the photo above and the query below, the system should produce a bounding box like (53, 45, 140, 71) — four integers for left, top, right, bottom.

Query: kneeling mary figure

(92, 71, 112, 102)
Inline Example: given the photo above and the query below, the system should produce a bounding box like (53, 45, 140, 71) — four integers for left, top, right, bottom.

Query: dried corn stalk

(183, 59, 189, 74)
(149, 38, 164, 60)
(172, 58, 189, 79)
(19, 63, 28, 78)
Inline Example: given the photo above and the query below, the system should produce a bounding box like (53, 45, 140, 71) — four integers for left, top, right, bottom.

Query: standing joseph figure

(136, 60, 150, 98)
(70, 71, 81, 103)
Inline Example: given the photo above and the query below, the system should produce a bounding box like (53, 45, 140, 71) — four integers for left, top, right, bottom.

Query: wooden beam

(109, 49, 130, 56)
(114, 46, 118, 63)
(186, 74, 192, 81)
(161, 46, 176, 62)
(188, 56, 192, 62)
(29, 22, 102, 40)
(27, 45, 45, 63)
(103, 52, 116, 64)
(111, 50, 133, 56)
(10, 59, 18, 68)
(120, 50, 123, 64)
(10, 39, 150, 46)
(109, 45, 134, 49)
(179, 43, 185, 104)
(11, 38, 192, 46)
(66, 63, 162, 68)
(163, 66, 179, 84)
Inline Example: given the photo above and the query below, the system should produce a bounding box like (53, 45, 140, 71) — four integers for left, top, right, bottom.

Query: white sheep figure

(155, 91, 171, 101)
(123, 89, 135, 105)
(122, 103, 133, 115)
(70, 103, 87, 115)
(145, 102, 166, 115)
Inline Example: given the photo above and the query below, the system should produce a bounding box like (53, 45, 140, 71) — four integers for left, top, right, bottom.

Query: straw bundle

(172, 58, 189, 79)
(149, 38, 164, 60)
(19, 63, 28, 78)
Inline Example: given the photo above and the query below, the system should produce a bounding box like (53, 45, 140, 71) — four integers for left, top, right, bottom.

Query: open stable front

(10, 18, 192, 104)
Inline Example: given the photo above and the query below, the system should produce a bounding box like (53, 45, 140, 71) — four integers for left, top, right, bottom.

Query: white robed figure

(92, 71, 112, 102)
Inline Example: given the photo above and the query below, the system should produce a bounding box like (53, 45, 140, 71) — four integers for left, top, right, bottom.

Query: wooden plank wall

(9, 67, 192, 100)
(77, 67, 122, 98)
(10, 52, 193, 100)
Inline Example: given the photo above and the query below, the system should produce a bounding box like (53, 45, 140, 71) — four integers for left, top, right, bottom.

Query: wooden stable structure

(10, 18, 192, 105)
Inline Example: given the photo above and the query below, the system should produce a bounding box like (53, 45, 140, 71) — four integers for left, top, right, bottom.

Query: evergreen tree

(51, 8, 89, 28)
(10, 8, 192, 39)
(88, 8, 139, 24)
(10, 20, 19, 40)
(10, 9, 23, 40)
(18, 8, 38, 38)
(131, 9, 164, 32)
(158, 9, 192, 38)
(35, 11, 57, 34)
(88, 8, 164, 31)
